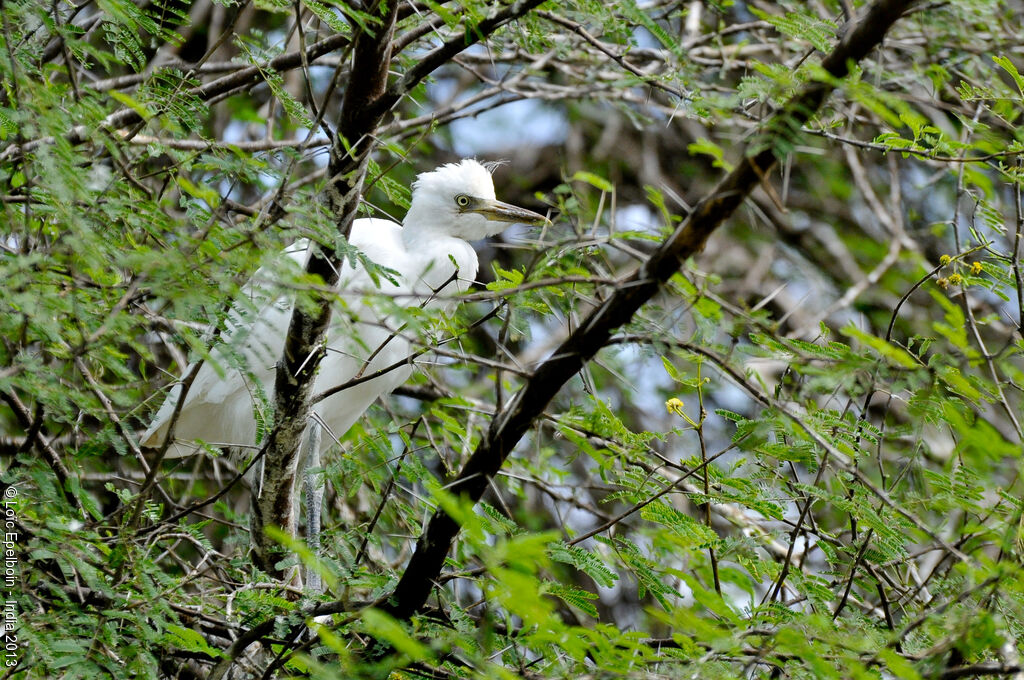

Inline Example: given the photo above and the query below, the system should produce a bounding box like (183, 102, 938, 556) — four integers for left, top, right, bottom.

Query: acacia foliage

(1, 0, 1024, 678)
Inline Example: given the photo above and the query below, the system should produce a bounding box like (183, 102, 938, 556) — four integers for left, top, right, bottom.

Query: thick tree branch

(249, 1, 400, 574)
(381, 0, 918, 619)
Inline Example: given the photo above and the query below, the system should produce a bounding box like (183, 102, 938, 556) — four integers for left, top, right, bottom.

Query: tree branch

(371, 0, 550, 119)
(381, 0, 919, 620)
(249, 0, 400, 574)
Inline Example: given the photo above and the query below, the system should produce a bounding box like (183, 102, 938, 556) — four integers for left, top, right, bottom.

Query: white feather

(142, 159, 527, 457)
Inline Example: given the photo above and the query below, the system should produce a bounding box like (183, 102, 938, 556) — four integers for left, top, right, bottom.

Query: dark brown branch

(370, 0, 550, 120)
(381, 0, 919, 620)
(249, 0, 400, 574)
(937, 663, 1024, 680)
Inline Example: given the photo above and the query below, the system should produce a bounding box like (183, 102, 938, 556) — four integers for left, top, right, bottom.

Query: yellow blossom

(948, 273, 963, 286)
(665, 397, 685, 416)
(939, 254, 951, 266)
(936, 277, 949, 289)
(971, 261, 983, 275)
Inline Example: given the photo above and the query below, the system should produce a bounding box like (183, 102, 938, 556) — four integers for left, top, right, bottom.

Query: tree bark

(250, 0, 400, 575)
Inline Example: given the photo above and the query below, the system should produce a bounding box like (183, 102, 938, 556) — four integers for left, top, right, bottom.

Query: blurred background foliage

(2, 0, 1024, 677)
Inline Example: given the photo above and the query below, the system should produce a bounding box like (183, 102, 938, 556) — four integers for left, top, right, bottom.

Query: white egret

(142, 159, 547, 459)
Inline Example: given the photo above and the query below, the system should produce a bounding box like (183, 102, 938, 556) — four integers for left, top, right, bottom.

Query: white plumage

(142, 159, 547, 457)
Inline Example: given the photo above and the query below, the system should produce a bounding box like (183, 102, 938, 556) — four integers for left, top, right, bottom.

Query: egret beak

(469, 198, 550, 226)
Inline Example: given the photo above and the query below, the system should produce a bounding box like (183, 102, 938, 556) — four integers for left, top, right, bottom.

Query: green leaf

(487, 264, 525, 292)
(108, 90, 153, 119)
(546, 582, 599, 617)
(749, 7, 837, 53)
(302, 0, 349, 33)
(841, 324, 919, 368)
(0, 109, 18, 140)
(571, 170, 613, 193)
(549, 542, 618, 588)
(163, 625, 224, 659)
(175, 175, 222, 207)
(361, 609, 434, 662)
(878, 648, 921, 680)
(688, 137, 733, 171)
(993, 54, 1024, 95)
(640, 500, 717, 547)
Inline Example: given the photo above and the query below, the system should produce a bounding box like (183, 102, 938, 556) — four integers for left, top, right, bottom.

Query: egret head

(405, 159, 548, 241)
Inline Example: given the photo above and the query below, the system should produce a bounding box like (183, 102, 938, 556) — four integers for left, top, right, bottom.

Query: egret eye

(455, 194, 471, 208)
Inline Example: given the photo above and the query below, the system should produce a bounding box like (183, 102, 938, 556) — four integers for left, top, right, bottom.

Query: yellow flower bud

(939, 254, 951, 266)
(971, 261, 983, 275)
(665, 397, 685, 417)
(948, 273, 963, 286)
